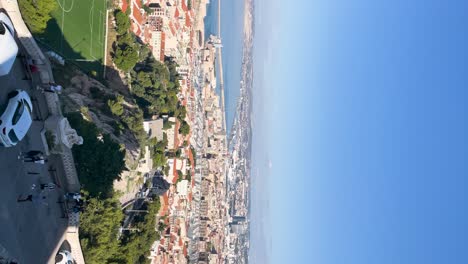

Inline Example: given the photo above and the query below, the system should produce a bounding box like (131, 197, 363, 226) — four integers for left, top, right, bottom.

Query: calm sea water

(204, 0, 244, 134)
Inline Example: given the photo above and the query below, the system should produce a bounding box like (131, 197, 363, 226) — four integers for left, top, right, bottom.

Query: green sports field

(41, 0, 107, 76)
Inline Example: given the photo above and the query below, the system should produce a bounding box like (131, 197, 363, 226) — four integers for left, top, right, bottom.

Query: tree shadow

(36, 18, 104, 78)
(37, 17, 130, 93)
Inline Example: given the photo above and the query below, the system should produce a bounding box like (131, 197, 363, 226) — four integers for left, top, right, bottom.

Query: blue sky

(251, 0, 468, 263)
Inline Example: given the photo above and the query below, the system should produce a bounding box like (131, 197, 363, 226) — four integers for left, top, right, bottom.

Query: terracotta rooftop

(135, 0, 142, 9)
(132, 2, 145, 26)
(185, 12, 191, 27)
(122, 0, 129, 12)
(179, 238, 183, 247)
(135, 25, 141, 36)
(159, 193, 169, 216)
(181, 0, 188, 12)
(172, 158, 178, 184)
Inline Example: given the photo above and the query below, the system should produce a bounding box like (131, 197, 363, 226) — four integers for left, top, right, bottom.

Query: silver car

(0, 90, 33, 147)
(0, 11, 18, 76)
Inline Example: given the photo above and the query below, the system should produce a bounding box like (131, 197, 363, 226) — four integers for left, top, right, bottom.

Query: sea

(204, 0, 245, 134)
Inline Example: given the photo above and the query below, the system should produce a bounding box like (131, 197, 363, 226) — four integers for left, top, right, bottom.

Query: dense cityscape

(0, 0, 252, 263)
(225, 0, 254, 261)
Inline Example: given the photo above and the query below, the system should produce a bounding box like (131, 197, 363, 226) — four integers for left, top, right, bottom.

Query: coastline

(223, 0, 255, 262)
(194, 0, 208, 38)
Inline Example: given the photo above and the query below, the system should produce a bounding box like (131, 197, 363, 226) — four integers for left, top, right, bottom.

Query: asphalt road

(0, 55, 68, 263)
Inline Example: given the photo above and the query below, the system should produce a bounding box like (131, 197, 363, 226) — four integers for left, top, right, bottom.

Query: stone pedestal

(44, 116, 83, 154)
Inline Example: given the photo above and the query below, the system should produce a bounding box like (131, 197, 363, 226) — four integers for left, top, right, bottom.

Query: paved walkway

(0, 1, 85, 263)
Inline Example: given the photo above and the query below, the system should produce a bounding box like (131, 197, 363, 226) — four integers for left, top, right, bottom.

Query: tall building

(151, 31, 165, 61)
(231, 216, 246, 223)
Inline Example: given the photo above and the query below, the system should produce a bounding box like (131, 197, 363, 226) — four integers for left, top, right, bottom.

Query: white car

(0, 90, 33, 147)
(55, 250, 74, 264)
(0, 12, 18, 76)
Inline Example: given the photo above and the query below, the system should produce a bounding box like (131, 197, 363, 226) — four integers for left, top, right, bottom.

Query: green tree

(136, 71, 154, 88)
(138, 44, 152, 62)
(120, 199, 161, 263)
(114, 9, 131, 35)
(158, 222, 167, 232)
(80, 196, 124, 264)
(107, 95, 125, 116)
(179, 120, 190, 136)
(67, 113, 126, 198)
(151, 134, 168, 168)
(120, 107, 147, 146)
(117, 32, 134, 45)
(152, 152, 167, 168)
(175, 104, 187, 121)
(190, 146, 196, 166)
(19, 0, 57, 34)
(114, 44, 139, 71)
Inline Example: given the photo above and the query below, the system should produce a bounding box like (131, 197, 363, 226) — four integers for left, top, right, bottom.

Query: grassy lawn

(40, 0, 107, 77)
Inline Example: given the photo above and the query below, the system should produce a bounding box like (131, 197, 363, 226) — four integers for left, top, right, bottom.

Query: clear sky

(251, 0, 468, 263)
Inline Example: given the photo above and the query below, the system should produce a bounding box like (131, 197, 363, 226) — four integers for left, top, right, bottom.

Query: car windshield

(12, 101, 24, 125)
(24, 99, 32, 114)
(0, 22, 5, 35)
(8, 129, 18, 143)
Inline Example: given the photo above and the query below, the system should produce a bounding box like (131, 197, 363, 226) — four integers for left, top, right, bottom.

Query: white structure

(0, 12, 18, 76)
(166, 158, 176, 183)
(60, 118, 84, 148)
(45, 51, 65, 65)
(143, 118, 164, 141)
(137, 145, 153, 174)
(176, 180, 189, 199)
(165, 117, 176, 149)
(175, 158, 187, 172)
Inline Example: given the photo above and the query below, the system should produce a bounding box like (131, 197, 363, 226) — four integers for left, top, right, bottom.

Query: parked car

(0, 90, 33, 147)
(0, 12, 18, 76)
(55, 250, 73, 264)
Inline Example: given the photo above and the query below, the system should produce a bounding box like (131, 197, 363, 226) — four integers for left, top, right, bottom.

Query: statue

(60, 118, 84, 148)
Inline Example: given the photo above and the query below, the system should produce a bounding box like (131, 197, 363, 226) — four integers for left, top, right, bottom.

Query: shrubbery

(67, 112, 126, 198)
(80, 195, 162, 264)
(19, 0, 57, 34)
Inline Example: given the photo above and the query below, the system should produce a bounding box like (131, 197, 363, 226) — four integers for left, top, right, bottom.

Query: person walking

(17, 194, 33, 202)
(25, 150, 43, 158)
(17, 194, 48, 205)
(33, 159, 47, 164)
(40, 183, 56, 190)
(64, 192, 81, 201)
(42, 83, 62, 94)
(18, 150, 43, 160)
(23, 156, 47, 164)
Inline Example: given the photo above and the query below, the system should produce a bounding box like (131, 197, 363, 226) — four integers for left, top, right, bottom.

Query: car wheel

(7, 90, 18, 99)
(55, 253, 64, 262)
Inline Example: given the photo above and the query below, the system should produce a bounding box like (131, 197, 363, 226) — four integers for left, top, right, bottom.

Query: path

(0, 1, 85, 263)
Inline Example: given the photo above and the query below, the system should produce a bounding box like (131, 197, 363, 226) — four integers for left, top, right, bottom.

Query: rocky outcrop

(61, 70, 141, 162)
